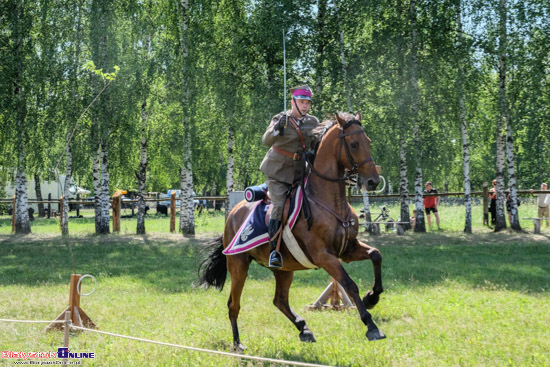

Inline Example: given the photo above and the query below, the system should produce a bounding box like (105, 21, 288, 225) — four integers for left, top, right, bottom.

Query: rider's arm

(262, 114, 282, 146)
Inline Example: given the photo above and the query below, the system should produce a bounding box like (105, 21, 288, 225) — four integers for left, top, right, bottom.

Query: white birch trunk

(506, 120, 521, 230)
(399, 135, 410, 229)
(178, 0, 195, 234)
(99, 139, 110, 234)
(136, 99, 148, 235)
(226, 121, 235, 216)
(410, 0, 425, 232)
(93, 142, 102, 232)
(61, 141, 72, 236)
(136, 30, 151, 235)
(15, 151, 31, 234)
(457, 1, 472, 233)
(495, 0, 508, 231)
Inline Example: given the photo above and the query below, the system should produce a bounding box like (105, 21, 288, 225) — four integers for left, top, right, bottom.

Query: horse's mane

(312, 112, 356, 139)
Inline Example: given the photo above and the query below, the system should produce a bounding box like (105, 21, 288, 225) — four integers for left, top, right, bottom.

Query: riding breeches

(266, 178, 290, 221)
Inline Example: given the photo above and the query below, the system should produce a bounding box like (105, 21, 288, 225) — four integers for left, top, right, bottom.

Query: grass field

(1, 203, 549, 366)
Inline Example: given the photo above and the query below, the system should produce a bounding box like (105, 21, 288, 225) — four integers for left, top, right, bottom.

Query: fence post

(112, 192, 122, 233)
(48, 193, 51, 219)
(11, 194, 16, 234)
(76, 193, 80, 217)
(170, 191, 176, 233)
(62, 310, 71, 367)
(482, 182, 489, 226)
(59, 196, 64, 233)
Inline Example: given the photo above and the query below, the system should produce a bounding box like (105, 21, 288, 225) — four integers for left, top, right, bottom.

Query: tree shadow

(0, 233, 548, 294)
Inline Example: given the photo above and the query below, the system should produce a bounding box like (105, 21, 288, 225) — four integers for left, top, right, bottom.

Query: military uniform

(260, 111, 320, 220)
(261, 84, 319, 268)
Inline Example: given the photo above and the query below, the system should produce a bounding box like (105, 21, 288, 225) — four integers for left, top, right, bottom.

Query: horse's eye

(351, 142, 359, 149)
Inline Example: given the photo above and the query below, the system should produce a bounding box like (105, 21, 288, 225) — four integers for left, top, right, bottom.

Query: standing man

(423, 181, 441, 230)
(260, 85, 320, 268)
(530, 183, 549, 227)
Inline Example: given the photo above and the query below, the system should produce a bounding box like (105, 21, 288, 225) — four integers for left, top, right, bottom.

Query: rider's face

(292, 98, 311, 115)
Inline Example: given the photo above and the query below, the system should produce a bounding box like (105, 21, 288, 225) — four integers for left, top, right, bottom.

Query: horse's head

(334, 112, 380, 191)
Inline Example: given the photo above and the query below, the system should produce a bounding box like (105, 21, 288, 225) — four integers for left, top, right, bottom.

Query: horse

(198, 112, 385, 351)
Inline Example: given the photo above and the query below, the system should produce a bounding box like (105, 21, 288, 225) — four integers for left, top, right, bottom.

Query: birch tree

(494, 0, 509, 232)
(178, 0, 195, 234)
(410, 0, 425, 233)
(456, 0, 472, 233)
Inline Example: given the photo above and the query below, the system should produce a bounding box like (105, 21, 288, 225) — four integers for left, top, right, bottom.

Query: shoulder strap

(288, 117, 306, 150)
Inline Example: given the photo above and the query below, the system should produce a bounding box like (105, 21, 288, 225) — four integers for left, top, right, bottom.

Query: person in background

(423, 181, 441, 230)
(530, 183, 549, 227)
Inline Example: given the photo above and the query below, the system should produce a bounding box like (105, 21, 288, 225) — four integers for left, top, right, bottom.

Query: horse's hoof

(366, 328, 386, 341)
(299, 328, 316, 343)
(233, 342, 246, 353)
(362, 291, 380, 309)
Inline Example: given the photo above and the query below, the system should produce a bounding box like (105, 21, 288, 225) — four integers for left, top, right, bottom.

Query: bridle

(309, 119, 374, 182)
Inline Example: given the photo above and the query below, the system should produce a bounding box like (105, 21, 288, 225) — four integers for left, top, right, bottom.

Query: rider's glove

(273, 115, 287, 136)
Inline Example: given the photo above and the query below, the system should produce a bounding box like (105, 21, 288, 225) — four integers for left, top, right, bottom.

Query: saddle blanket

(223, 185, 303, 255)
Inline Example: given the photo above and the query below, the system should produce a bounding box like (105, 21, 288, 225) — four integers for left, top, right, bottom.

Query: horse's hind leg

(227, 254, 250, 352)
(272, 270, 316, 342)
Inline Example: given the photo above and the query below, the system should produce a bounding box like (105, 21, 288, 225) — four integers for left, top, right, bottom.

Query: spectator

(423, 181, 440, 230)
(530, 183, 549, 227)
(489, 179, 497, 225)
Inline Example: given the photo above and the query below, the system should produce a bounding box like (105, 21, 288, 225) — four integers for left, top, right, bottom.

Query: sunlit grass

(0, 233, 549, 366)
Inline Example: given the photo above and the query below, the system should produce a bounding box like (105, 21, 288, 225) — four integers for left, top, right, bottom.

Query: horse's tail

(197, 235, 227, 291)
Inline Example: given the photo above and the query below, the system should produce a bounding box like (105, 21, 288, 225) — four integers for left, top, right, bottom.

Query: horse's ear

(335, 111, 346, 126)
(355, 111, 362, 121)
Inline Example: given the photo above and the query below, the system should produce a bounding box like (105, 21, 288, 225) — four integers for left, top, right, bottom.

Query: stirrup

(268, 250, 283, 268)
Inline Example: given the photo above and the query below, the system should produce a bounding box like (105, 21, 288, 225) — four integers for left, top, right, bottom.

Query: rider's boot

(268, 218, 283, 268)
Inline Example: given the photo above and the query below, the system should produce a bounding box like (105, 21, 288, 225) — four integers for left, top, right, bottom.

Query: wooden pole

(45, 274, 97, 332)
(112, 192, 122, 233)
(170, 190, 176, 233)
(47, 193, 51, 218)
(76, 193, 80, 217)
(62, 311, 71, 367)
(11, 194, 15, 234)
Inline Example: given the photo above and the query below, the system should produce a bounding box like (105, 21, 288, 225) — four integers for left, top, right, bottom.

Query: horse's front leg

(318, 254, 385, 341)
(341, 239, 383, 309)
(272, 270, 316, 343)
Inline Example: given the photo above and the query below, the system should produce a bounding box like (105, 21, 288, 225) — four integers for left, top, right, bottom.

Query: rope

(70, 325, 333, 367)
(0, 319, 64, 324)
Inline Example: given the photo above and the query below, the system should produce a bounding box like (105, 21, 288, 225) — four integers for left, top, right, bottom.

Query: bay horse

(198, 112, 385, 351)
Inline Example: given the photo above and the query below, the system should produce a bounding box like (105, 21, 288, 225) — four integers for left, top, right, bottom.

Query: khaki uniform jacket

(260, 111, 320, 184)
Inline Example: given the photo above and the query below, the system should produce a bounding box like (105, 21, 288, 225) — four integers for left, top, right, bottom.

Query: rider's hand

(273, 115, 287, 134)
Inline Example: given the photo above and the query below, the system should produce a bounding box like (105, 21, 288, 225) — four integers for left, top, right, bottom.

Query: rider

(260, 84, 320, 268)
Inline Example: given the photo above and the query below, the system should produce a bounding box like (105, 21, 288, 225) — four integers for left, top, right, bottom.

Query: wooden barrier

(112, 192, 122, 232)
(170, 191, 176, 233)
(45, 274, 96, 332)
(307, 277, 355, 311)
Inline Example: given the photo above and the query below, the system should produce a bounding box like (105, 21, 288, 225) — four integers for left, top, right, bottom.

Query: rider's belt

(273, 146, 301, 161)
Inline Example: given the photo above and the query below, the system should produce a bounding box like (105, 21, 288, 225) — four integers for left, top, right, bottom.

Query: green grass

(1, 229, 549, 366)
